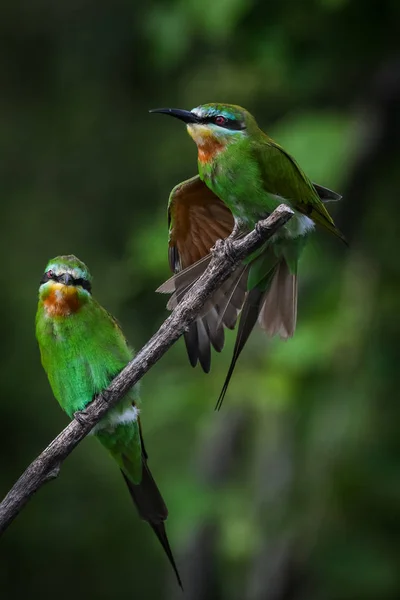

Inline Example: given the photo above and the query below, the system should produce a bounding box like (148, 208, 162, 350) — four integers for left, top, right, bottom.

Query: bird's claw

(224, 239, 235, 262)
(101, 389, 113, 403)
(255, 212, 273, 237)
(212, 238, 236, 264)
(230, 222, 245, 239)
(212, 238, 225, 254)
(255, 221, 265, 236)
(74, 408, 90, 426)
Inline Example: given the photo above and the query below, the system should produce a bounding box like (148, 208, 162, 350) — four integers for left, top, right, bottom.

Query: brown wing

(160, 175, 248, 373)
(168, 175, 234, 271)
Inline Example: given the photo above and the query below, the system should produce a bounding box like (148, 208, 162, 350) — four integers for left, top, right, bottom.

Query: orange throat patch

(197, 138, 224, 163)
(43, 283, 81, 317)
(187, 125, 225, 163)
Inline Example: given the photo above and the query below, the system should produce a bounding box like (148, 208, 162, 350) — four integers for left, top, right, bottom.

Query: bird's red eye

(47, 270, 54, 278)
(215, 116, 227, 126)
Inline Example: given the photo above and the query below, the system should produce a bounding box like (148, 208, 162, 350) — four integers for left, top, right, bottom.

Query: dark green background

(1, 1, 399, 598)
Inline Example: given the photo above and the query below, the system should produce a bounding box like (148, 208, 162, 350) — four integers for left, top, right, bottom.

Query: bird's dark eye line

(39, 271, 92, 293)
(199, 115, 245, 131)
(74, 278, 92, 292)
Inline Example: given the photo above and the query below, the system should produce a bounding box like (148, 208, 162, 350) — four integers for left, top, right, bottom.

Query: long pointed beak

(149, 108, 200, 124)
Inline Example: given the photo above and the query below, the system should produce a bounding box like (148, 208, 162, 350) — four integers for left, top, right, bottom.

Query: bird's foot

(255, 221, 264, 236)
(254, 213, 272, 237)
(212, 238, 236, 264)
(212, 238, 225, 256)
(230, 221, 247, 240)
(74, 408, 90, 426)
(101, 389, 113, 403)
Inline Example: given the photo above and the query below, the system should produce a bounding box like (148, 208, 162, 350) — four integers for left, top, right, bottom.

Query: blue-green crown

(44, 255, 92, 283)
(191, 103, 257, 131)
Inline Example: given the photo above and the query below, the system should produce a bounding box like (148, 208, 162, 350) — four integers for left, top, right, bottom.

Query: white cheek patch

(187, 124, 211, 145)
(188, 123, 245, 144)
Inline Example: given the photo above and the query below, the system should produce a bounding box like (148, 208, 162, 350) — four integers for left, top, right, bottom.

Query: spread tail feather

(216, 258, 297, 410)
(184, 317, 211, 372)
(215, 287, 264, 411)
(258, 259, 297, 338)
(157, 255, 248, 372)
(121, 461, 183, 589)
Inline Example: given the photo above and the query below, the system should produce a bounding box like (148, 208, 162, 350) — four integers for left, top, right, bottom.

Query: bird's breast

(43, 283, 81, 317)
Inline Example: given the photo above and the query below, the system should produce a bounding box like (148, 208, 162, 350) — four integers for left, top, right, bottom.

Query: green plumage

(195, 104, 344, 239)
(36, 282, 135, 415)
(36, 255, 181, 586)
(152, 104, 346, 408)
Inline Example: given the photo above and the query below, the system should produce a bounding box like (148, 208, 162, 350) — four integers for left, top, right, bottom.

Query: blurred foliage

(0, 0, 399, 599)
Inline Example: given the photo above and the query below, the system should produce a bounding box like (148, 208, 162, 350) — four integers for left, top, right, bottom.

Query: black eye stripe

(74, 278, 92, 292)
(39, 272, 92, 293)
(199, 115, 245, 131)
(39, 272, 55, 285)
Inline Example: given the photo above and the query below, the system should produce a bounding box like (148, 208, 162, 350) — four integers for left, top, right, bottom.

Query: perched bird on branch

(35, 254, 182, 588)
(151, 103, 346, 409)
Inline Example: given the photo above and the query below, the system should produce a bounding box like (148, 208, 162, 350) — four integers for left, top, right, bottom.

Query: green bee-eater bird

(35, 255, 182, 588)
(151, 104, 346, 409)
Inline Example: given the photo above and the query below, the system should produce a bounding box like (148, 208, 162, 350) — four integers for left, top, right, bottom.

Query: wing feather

(254, 137, 346, 242)
(168, 175, 234, 270)
(159, 176, 246, 372)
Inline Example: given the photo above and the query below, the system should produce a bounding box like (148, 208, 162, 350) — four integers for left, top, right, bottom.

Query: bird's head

(39, 255, 92, 316)
(150, 103, 258, 161)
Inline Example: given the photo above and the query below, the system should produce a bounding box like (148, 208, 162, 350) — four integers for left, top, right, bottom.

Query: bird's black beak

(149, 108, 200, 124)
(61, 273, 74, 286)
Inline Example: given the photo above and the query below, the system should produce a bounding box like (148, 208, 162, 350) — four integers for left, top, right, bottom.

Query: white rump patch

(293, 214, 315, 236)
(110, 405, 140, 426)
(92, 405, 140, 434)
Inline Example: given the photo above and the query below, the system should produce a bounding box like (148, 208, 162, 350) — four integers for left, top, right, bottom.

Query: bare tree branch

(0, 205, 293, 536)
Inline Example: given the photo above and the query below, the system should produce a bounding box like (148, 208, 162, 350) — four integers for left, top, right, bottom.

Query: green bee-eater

(35, 255, 182, 587)
(151, 104, 345, 408)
